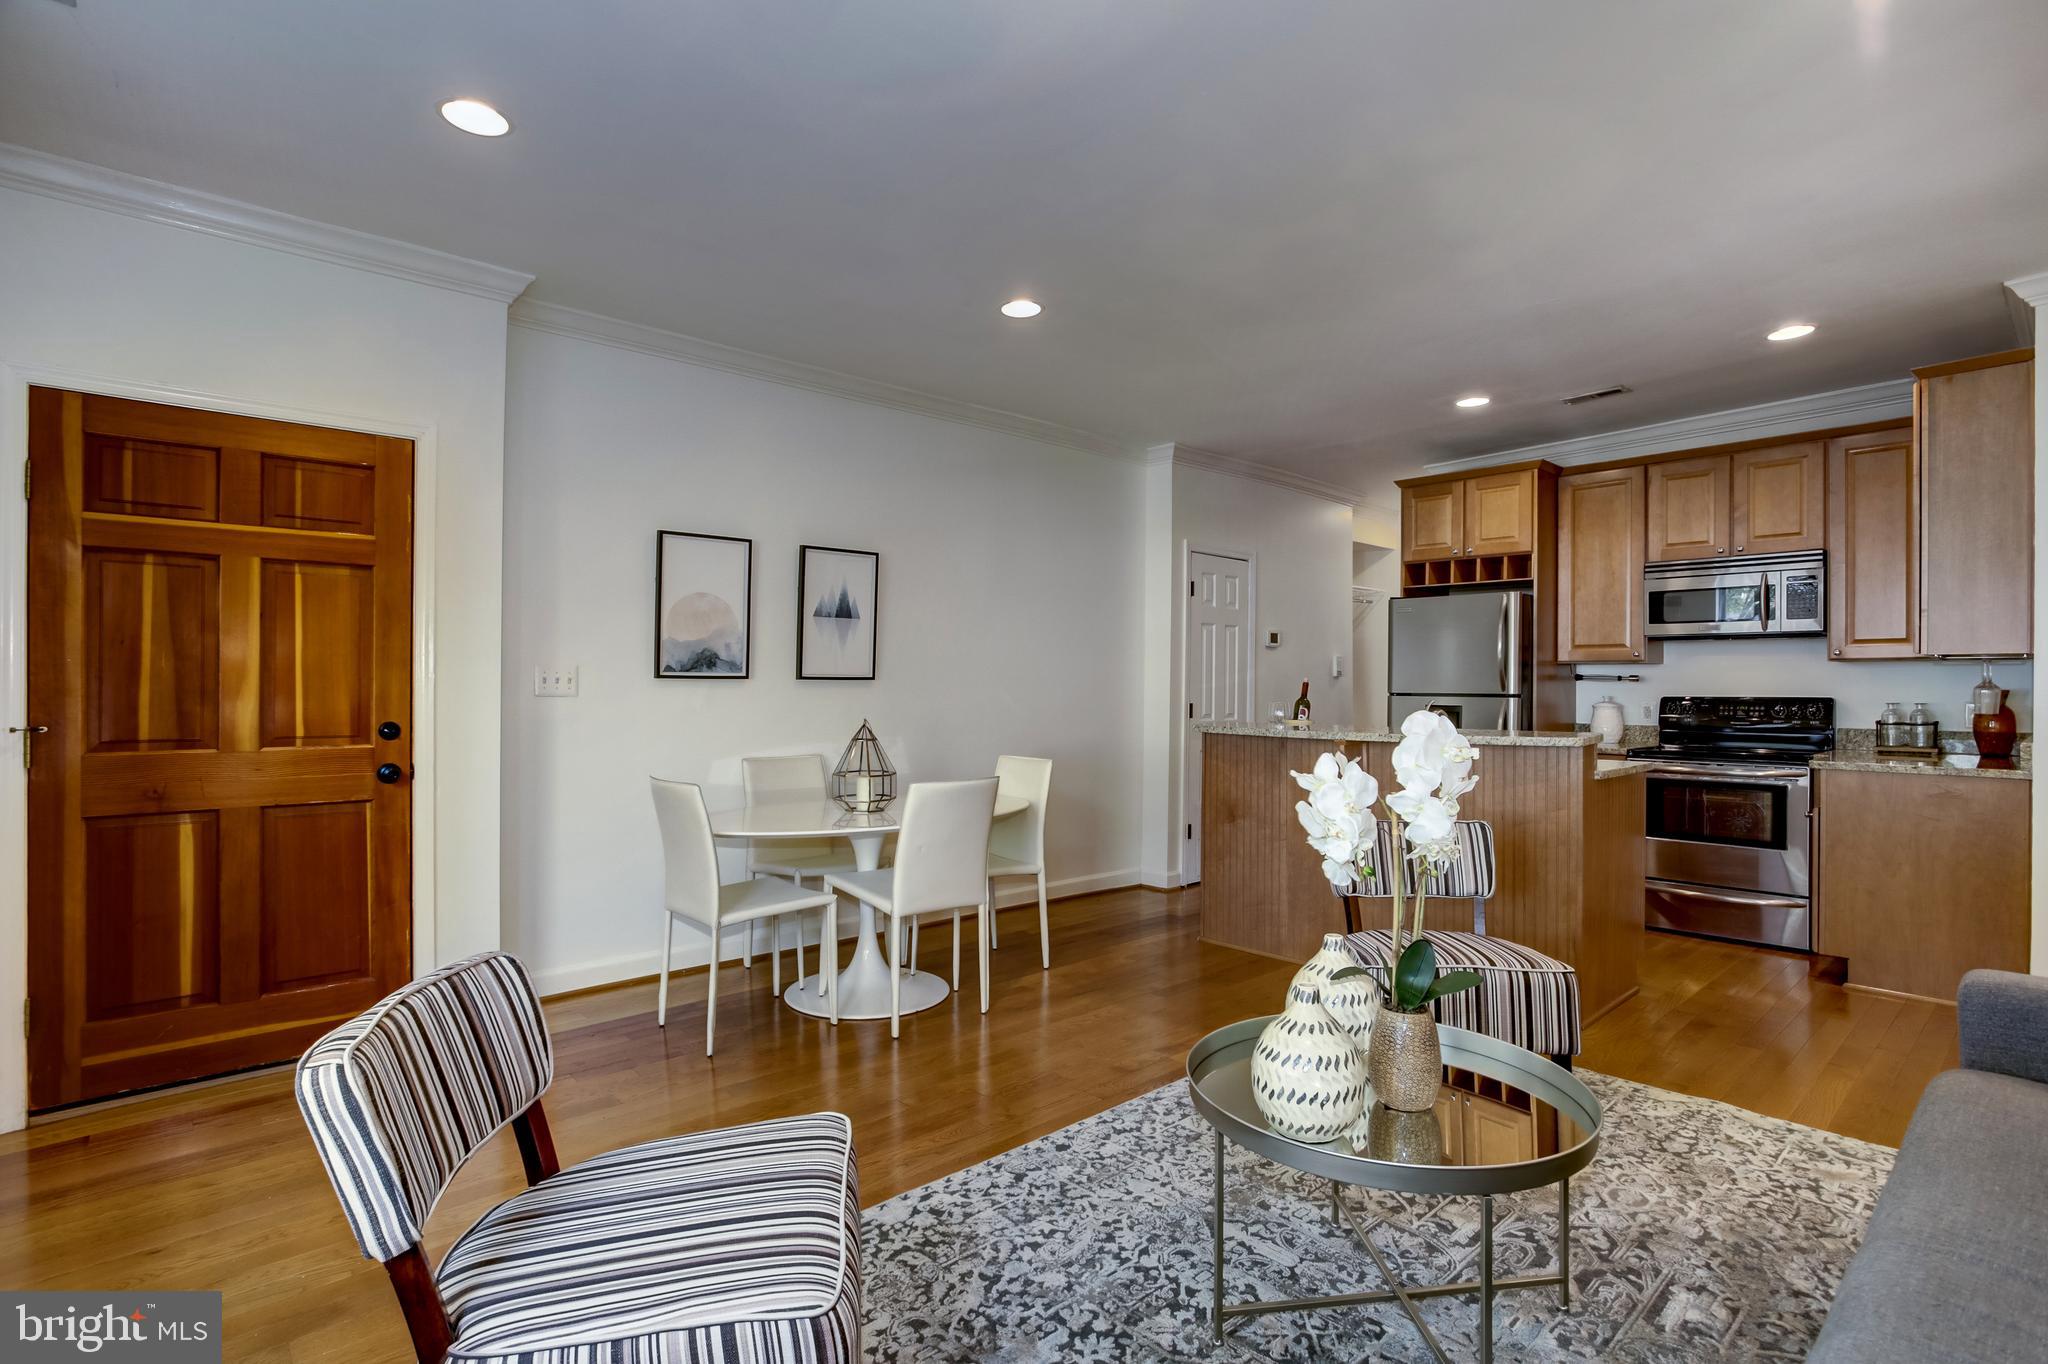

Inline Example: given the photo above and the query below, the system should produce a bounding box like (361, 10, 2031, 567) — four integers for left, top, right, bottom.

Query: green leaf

(1420, 968, 1483, 1005)
(1393, 938, 1439, 1011)
(1328, 965, 1368, 982)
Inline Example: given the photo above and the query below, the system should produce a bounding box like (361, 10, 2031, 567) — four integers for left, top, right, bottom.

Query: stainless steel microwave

(1645, 551, 1825, 639)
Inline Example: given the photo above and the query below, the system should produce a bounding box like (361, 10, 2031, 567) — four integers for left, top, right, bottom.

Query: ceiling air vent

(1560, 384, 1632, 406)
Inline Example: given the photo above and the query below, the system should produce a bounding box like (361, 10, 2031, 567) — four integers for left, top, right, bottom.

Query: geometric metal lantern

(831, 719, 896, 812)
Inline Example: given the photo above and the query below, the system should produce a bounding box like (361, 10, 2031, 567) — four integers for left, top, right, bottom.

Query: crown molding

(1421, 379, 1914, 475)
(0, 142, 534, 304)
(511, 298, 1144, 462)
(1144, 441, 1360, 507)
(2005, 269, 2048, 345)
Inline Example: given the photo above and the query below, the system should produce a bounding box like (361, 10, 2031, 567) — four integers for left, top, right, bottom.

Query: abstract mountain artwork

(655, 531, 752, 678)
(799, 545, 878, 680)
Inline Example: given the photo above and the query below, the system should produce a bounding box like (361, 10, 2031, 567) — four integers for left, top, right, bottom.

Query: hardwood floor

(0, 887, 1954, 1361)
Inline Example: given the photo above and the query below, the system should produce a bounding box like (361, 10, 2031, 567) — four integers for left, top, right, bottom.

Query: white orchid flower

(1400, 793, 1456, 846)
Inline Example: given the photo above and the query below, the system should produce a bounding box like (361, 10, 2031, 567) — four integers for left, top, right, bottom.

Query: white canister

(1590, 696, 1626, 747)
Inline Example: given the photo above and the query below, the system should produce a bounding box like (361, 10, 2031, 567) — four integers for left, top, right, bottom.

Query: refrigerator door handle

(1496, 595, 1511, 694)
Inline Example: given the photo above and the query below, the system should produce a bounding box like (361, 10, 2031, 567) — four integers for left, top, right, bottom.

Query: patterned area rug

(862, 1072, 1892, 1362)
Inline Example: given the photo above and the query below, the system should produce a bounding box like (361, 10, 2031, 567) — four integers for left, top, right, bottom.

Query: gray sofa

(1809, 969, 2048, 1362)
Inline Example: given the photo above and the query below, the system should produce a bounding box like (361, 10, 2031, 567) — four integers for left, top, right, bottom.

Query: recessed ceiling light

(1000, 298, 1042, 319)
(1455, 395, 1491, 409)
(1767, 323, 1816, 342)
(439, 98, 511, 137)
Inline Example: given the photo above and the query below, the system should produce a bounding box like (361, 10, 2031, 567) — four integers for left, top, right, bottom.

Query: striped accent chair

(296, 952, 861, 1364)
(1334, 820, 1497, 935)
(1342, 929, 1582, 1064)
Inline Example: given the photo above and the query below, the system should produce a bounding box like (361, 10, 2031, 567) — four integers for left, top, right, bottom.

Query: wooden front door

(26, 389, 414, 1109)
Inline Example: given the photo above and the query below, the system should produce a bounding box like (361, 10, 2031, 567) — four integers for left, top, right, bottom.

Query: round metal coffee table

(1187, 1018, 1603, 1364)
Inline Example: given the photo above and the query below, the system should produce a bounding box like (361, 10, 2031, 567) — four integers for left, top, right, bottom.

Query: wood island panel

(1198, 731, 1640, 1021)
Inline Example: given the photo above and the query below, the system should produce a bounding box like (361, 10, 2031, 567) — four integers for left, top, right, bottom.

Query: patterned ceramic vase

(1251, 983, 1367, 1142)
(1319, 968, 1379, 1052)
(1367, 1007, 1443, 1113)
(1287, 933, 1355, 998)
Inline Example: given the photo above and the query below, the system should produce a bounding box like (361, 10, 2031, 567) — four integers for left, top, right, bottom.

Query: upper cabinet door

(1730, 442, 1825, 555)
(1402, 482, 1464, 561)
(1464, 469, 1537, 556)
(1646, 456, 1730, 561)
(1557, 465, 1647, 661)
(1826, 428, 1917, 659)
(1919, 354, 2034, 658)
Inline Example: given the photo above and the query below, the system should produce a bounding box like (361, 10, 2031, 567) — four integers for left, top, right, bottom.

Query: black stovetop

(1625, 695, 1836, 766)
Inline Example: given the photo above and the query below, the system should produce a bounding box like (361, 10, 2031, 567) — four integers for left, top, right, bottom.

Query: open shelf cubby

(1399, 553, 1533, 595)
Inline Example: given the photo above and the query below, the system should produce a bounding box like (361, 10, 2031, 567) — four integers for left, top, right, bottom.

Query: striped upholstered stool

(1341, 929, 1582, 1065)
(1333, 820, 1498, 934)
(297, 952, 861, 1363)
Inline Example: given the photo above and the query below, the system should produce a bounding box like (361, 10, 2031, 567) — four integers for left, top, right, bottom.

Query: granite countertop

(1593, 758, 1651, 780)
(1810, 751, 2031, 781)
(1196, 722, 1599, 748)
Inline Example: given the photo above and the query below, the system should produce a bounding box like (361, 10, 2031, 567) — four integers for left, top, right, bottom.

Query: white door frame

(0, 359, 442, 1131)
(1178, 541, 1255, 886)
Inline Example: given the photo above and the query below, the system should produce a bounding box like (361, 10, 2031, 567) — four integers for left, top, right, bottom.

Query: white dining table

(708, 795, 1027, 1021)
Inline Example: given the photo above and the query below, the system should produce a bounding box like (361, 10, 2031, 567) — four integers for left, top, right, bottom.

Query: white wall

(500, 325, 1145, 993)
(1573, 639, 2033, 733)
(1351, 501, 1401, 731)
(0, 182, 515, 1128)
(1155, 458, 1356, 886)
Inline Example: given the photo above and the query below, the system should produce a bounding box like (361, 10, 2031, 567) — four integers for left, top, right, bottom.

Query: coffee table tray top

(1186, 1016, 1603, 1197)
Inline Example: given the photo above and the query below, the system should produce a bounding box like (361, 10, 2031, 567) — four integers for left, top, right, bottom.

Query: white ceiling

(3, 1, 2046, 497)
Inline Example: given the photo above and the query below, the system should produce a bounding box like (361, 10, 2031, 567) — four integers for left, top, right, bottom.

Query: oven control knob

(1771, 704, 1787, 720)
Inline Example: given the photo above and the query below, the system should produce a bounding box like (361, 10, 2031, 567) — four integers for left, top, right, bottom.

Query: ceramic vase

(1320, 967, 1380, 1052)
(1366, 1007, 1443, 1113)
(1251, 983, 1367, 1142)
(1288, 933, 1355, 997)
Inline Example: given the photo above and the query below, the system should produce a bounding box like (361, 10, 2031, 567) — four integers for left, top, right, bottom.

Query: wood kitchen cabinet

(1402, 482, 1464, 562)
(1815, 768, 2030, 1000)
(1827, 426, 1918, 659)
(1556, 465, 1646, 661)
(1918, 350, 2034, 658)
(1646, 442, 1823, 561)
(1730, 442, 1825, 554)
(1645, 455, 1729, 561)
(1400, 469, 1536, 562)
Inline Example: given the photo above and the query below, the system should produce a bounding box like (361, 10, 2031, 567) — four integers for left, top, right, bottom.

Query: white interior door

(1184, 551, 1251, 883)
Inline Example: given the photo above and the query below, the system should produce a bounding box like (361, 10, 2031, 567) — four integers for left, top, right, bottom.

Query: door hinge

(1187, 702, 1193, 719)
(9, 725, 47, 770)
(1188, 579, 1194, 597)
(1186, 823, 1193, 840)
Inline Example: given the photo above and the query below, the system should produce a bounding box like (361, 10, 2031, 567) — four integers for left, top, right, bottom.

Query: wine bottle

(1292, 680, 1312, 721)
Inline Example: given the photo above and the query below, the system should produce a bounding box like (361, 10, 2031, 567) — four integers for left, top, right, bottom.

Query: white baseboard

(525, 868, 1140, 998)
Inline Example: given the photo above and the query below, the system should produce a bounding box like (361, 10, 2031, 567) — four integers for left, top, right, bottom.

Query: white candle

(855, 773, 873, 809)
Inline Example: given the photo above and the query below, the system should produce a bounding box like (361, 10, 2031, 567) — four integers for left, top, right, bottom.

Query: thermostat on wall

(1264, 630, 1281, 649)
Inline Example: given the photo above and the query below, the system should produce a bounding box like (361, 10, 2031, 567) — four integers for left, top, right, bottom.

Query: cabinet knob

(1631, 650, 1641, 658)
(1833, 648, 1842, 657)
(1716, 546, 1726, 555)
(1735, 545, 1744, 553)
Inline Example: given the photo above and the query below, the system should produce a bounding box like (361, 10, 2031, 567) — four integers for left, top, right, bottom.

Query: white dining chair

(649, 777, 835, 1055)
(823, 778, 997, 1038)
(986, 755, 1053, 968)
(741, 754, 859, 985)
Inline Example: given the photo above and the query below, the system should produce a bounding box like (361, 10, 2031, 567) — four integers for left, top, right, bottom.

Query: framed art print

(655, 530, 752, 678)
(797, 545, 878, 680)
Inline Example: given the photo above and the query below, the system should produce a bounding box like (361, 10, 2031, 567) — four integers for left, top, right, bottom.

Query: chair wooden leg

(384, 1246, 454, 1364)
(656, 913, 675, 1026)
(825, 899, 840, 1025)
(511, 1101, 560, 1185)
(706, 926, 720, 1057)
(978, 901, 991, 1013)
(888, 914, 902, 1039)
(1036, 872, 1050, 970)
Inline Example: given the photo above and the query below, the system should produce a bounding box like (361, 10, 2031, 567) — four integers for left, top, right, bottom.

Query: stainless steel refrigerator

(1387, 590, 1534, 732)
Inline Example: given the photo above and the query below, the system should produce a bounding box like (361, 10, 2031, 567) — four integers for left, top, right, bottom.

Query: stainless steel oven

(1642, 760, 1813, 950)
(1645, 551, 1825, 639)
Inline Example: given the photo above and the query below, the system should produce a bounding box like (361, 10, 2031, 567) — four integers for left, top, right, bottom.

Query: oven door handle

(1646, 882, 1807, 911)
(1645, 763, 1810, 782)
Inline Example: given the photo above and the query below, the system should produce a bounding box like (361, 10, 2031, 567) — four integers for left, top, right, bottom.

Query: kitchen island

(1197, 723, 1642, 1023)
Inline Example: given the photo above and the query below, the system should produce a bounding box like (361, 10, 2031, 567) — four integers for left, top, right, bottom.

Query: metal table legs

(1209, 1135, 1575, 1362)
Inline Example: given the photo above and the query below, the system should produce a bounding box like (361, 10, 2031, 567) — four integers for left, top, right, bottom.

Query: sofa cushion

(1809, 1068, 2048, 1363)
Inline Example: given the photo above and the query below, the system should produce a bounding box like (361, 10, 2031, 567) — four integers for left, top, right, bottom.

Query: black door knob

(375, 763, 404, 785)
(378, 720, 402, 741)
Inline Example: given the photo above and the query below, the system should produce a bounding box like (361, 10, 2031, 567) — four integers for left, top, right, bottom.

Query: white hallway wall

(0, 178, 517, 1128)
(501, 324, 1149, 993)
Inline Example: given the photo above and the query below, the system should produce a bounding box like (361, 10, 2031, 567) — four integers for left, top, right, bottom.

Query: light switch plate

(534, 666, 579, 697)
